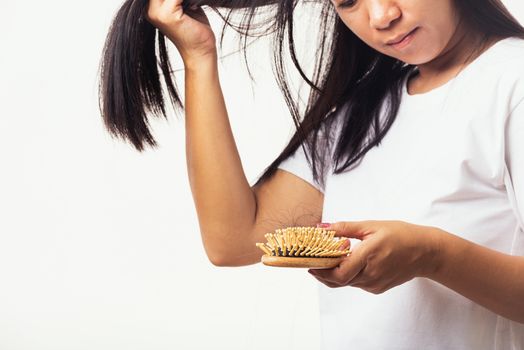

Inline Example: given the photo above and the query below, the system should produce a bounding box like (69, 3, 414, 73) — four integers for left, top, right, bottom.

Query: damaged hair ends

(98, 0, 278, 151)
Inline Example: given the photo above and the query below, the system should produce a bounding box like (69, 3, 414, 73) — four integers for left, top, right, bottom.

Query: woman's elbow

(204, 247, 260, 267)
(206, 251, 233, 267)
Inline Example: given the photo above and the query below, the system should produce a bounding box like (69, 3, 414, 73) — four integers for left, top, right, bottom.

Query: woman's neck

(409, 25, 498, 95)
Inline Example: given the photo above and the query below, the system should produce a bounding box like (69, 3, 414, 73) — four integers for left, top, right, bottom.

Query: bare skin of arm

(147, 0, 323, 266)
(185, 59, 323, 266)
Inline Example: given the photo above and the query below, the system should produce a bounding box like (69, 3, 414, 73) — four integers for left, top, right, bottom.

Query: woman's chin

(393, 53, 437, 66)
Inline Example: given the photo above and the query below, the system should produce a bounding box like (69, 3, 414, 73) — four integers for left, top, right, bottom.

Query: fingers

(147, 0, 182, 13)
(148, 0, 162, 7)
(309, 259, 392, 294)
(350, 275, 398, 295)
(163, 0, 184, 15)
(147, 0, 183, 19)
(309, 252, 367, 287)
(320, 221, 378, 239)
(164, 0, 184, 7)
(308, 271, 339, 288)
(338, 238, 351, 251)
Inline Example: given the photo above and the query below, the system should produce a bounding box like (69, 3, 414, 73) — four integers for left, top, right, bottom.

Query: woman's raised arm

(147, 0, 323, 266)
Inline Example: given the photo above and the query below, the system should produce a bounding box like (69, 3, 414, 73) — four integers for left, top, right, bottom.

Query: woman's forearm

(184, 58, 258, 266)
(308, 221, 524, 323)
(429, 229, 524, 323)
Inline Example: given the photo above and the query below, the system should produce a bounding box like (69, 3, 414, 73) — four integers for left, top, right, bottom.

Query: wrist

(421, 226, 446, 279)
(183, 52, 218, 73)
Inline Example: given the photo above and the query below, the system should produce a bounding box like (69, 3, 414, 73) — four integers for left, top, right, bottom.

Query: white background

(1, 1, 523, 349)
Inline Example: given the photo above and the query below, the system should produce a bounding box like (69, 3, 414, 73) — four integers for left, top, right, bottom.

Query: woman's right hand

(146, 0, 217, 67)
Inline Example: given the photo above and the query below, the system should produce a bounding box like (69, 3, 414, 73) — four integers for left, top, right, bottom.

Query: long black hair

(98, 0, 524, 189)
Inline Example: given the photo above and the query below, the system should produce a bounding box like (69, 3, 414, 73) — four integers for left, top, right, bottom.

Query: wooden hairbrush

(256, 226, 350, 269)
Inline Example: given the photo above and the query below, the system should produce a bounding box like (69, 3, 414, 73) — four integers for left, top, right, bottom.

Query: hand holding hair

(99, 0, 284, 151)
(146, 0, 217, 66)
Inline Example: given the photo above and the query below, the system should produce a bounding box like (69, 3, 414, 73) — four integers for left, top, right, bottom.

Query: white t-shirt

(277, 37, 524, 349)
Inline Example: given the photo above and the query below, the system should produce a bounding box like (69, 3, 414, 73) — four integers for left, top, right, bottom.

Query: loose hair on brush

(98, 0, 524, 190)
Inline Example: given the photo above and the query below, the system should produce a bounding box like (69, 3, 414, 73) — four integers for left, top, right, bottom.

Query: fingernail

(316, 223, 331, 228)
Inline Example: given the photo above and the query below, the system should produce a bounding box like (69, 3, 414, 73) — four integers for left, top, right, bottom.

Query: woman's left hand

(309, 221, 442, 294)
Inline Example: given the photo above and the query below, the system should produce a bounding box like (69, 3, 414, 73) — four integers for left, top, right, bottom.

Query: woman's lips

(387, 28, 419, 50)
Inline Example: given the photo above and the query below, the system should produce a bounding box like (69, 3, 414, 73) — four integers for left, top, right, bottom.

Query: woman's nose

(368, 0, 401, 30)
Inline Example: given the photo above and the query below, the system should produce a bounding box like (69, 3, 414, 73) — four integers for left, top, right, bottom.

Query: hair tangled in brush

(256, 226, 350, 258)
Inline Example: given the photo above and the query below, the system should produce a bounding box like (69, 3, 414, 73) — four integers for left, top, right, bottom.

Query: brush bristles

(256, 227, 350, 258)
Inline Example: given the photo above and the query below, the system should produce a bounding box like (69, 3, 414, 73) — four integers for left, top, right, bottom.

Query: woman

(99, 0, 524, 348)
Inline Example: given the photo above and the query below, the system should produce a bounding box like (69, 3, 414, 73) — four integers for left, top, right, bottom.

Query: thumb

(317, 221, 375, 239)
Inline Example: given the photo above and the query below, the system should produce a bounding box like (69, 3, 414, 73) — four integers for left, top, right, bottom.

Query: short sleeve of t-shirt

(277, 107, 345, 194)
(506, 98, 524, 228)
(278, 143, 325, 193)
